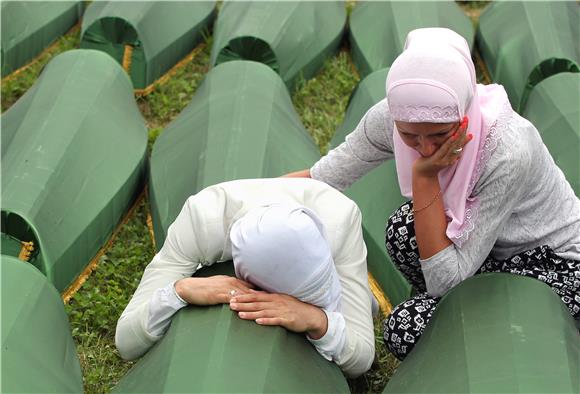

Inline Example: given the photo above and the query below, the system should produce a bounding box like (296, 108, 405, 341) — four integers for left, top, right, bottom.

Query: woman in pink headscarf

(285, 28, 580, 360)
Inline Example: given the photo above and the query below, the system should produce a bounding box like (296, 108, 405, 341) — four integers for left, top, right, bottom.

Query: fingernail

(230, 303, 237, 309)
(239, 312, 246, 317)
(230, 297, 237, 302)
(256, 319, 263, 324)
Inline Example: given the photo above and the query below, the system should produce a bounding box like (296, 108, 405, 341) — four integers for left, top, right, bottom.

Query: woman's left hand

(229, 291, 328, 340)
(413, 116, 472, 179)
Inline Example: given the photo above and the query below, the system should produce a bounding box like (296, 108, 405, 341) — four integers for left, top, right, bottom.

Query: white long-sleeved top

(311, 98, 580, 297)
(116, 178, 375, 377)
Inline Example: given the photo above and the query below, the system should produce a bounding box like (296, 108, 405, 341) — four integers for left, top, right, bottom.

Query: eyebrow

(398, 125, 456, 136)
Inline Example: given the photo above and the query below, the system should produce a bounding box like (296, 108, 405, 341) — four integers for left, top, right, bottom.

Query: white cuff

(146, 281, 188, 337)
(307, 310, 346, 362)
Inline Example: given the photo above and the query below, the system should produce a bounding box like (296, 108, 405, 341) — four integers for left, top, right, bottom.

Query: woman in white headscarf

(285, 28, 580, 360)
(116, 178, 375, 377)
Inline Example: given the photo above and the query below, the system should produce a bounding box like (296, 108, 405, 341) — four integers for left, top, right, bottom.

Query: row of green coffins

(2, 48, 578, 394)
(4, 255, 578, 393)
(4, 1, 578, 116)
(2, 4, 579, 392)
(80, 1, 345, 91)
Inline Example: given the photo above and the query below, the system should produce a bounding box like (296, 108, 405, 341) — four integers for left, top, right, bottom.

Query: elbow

(115, 325, 137, 361)
(421, 246, 474, 298)
(424, 265, 470, 298)
(339, 340, 375, 378)
(115, 318, 148, 361)
(343, 356, 374, 379)
(342, 353, 374, 378)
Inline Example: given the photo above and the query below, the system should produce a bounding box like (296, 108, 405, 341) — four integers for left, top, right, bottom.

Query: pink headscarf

(386, 28, 512, 246)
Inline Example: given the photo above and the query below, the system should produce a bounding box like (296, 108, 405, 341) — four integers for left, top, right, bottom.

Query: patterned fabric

(383, 201, 580, 360)
(385, 201, 425, 293)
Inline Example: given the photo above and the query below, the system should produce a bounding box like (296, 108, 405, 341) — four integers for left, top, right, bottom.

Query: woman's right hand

(174, 275, 255, 305)
(413, 117, 472, 179)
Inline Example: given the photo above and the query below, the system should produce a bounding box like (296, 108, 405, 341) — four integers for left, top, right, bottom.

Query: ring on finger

(230, 289, 237, 296)
(452, 147, 463, 154)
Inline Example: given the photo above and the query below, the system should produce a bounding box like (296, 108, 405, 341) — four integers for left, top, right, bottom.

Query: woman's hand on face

(229, 291, 329, 340)
(174, 275, 255, 306)
(413, 116, 472, 179)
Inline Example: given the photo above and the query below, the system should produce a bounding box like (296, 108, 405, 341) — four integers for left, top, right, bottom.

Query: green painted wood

(149, 60, 320, 248)
(477, 1, 579, 112)
(349, 1, 474, 78)
(211, 1, 346, 91)
(1, 49, 147, 292)
(384, 273, 579, 393)
(523, 72, 580, 196)
(330, 68, 411, 306)
(81, 1, 216, 88)
(1, 256, 83, 393)
(113, 263, 349, 393)
(1, 1, 83, 75)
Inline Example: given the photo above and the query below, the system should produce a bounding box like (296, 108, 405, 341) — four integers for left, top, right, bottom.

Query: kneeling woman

(286, 28, 580, 360)
(116, 178, 375, 377)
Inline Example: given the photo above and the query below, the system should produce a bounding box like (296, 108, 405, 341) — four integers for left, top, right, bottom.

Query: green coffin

(149, 60, 320, 247)
(349, 1, 474, 78)
(476, 1, 580, 112)
(1, 1, 83, 75)
(81, 1, 216, 89)
(1, 49, 148, 292)
(210, 1, 346, 91)
(1, 256, 83, 393)
(330, 68, 410, 306)
(114, 263, 349, 393)
(384, 273, 579, 393)
(523, 73, 580, 196)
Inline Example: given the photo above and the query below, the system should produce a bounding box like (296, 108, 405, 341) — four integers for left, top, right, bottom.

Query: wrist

(174, 278, 190, 302)
(306, 308, 328, 340)
(413, 161, 439, 180)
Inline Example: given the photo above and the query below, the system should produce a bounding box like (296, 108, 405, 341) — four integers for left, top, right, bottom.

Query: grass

(1, 3, 492, 392)
(292, 51, 360, 155)
(65, 199, 155, 392)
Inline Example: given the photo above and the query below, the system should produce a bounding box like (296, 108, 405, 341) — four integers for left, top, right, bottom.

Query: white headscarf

(230, 204, 342, 312)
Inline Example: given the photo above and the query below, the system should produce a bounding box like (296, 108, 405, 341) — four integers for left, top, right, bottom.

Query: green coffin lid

(211, 1, 346, 91)
(477, 1, 579, 112)
(1, 255, 83, 393)
(81, 1, 216, 89)
(330, 68, 410, 306)
(113, 262, 349, 393)
(384, 273, 580, 393)
(1, 49, 147, 292)
(149, 60, 320, 248)
(1, 1, 84, 75)
(349, 1, 474, 78)
(523, 72, 580, 196)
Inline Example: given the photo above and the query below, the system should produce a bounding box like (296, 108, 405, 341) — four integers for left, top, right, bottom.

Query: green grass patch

(137, 41, 211, 131)
(292, 50, 360, 154)
(65, 199, 155, 393)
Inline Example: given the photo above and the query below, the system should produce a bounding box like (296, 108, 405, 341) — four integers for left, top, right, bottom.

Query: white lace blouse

(311, 98, 580, 298)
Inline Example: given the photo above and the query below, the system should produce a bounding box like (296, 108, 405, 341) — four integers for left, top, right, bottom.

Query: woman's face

(395, 120, 460, 157)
